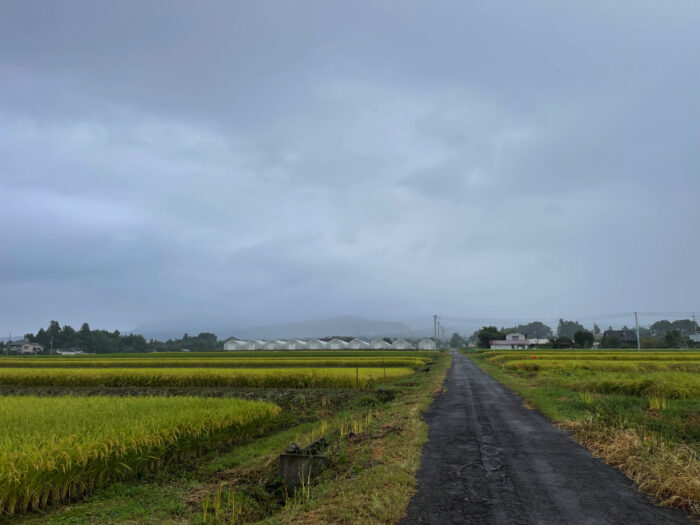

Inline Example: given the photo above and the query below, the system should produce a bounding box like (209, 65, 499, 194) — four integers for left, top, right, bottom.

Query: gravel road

(400, 351, 691, 525)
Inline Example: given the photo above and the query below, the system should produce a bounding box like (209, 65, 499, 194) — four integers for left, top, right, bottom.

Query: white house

(417, 338, 437, 350)
(328, 338, 349, 349)
(370, 338, 392, 349)
(348, 338, 370, 349)
(264, 340, 287, 350)
(490, 333, 530, 350)
(8, 340, 43, 354)
(285, 339, 308, 350)
(307, 339, 329, 350)
(392, 338, 415, 350)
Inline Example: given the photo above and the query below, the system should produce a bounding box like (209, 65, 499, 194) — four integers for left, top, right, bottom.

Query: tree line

(447, 318, 699, 349)
(1, 321, 223, 354)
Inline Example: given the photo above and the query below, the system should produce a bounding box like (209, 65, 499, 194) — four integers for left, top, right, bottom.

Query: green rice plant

(0, 396, 280, 515)
(648, 396, 668, 411)
(503, 359, 700, 374)
(0, 367, 414, 389)
(581, 390, 594, 405)
(549, 371, 700, 400)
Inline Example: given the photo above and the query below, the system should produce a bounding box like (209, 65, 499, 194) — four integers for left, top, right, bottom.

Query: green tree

(593, 323, 601, 336)
(477, 326, 503, 349)
(557, 319, 585, 340)
(602, 334, 621, 348)
(450, 332, 465, 348)
(663, 330, 686, 348)
(503, 322, 553, 339)
(573, 330, 594, 348)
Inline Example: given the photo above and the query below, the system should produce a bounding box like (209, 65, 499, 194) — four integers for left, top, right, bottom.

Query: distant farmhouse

(603, 330, 638, 347)
(223, 337, 435, 351)
(7, 339, 43, 354)
(490, 333, 550, 350)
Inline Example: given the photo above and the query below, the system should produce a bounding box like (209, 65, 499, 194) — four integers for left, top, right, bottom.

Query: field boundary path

(400, 351, 691, 525)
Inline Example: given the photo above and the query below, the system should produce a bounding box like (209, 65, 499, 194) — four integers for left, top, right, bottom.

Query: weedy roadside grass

(252, 352, 450, 525)
(466, 349, 700, 517)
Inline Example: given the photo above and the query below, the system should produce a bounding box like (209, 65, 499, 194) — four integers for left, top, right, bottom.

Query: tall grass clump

(0, 396, 280, 515)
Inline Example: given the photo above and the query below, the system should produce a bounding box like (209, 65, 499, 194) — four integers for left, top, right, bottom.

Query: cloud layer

(1, 1, 699, 334)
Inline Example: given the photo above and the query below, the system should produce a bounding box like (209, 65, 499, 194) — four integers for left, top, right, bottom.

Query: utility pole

(433, 315, 438, 350)
(634, 312, 641, 351)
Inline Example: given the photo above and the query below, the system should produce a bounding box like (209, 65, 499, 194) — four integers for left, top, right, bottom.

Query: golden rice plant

(0, 367, 414, 389)
(0, 396, 280, 515)
(0, 356, 431, 369)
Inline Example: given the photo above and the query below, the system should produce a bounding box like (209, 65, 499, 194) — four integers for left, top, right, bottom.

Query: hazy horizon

(2, 2, 698, 336)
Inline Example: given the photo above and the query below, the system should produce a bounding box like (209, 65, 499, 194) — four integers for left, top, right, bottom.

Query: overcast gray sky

(1, 1, 699, 335)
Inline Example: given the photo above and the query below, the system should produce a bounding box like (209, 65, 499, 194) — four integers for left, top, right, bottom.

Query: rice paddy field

(0, 366, 413, 389)
(0, 349, 437, 521)
(0, 396, 279, 515)
(469, 349, 700, 514)
(0, 356, 431, 369)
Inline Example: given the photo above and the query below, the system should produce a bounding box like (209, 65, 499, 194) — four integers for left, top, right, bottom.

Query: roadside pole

(434, 315, 438, 350)
(634, 312, 641, 351)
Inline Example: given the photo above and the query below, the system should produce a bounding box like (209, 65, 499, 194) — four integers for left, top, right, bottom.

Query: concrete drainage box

(279, 438, 328, 490)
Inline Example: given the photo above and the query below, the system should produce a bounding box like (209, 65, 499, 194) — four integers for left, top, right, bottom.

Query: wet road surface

(400, 351, 691, 525)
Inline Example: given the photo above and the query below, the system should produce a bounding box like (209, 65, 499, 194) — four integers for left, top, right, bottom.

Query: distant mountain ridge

(133, 315, 417, 341)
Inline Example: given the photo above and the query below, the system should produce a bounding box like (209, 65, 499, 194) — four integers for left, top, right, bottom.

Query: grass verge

(254, 353, 450, 524)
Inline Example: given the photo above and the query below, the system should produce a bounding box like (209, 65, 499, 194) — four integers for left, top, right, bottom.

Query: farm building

(328, 338, 349, 350)
(490, 332, 530, 350)
(392, 338, 415, 350)
(285, 339, 308, 350)
(264, 340, 287, 350)
(348, 338, 370, 349)
(8, 340, 43, 354)
(417, 338, 436, 350)
(370, 338, 392, 349)
(307, 339, 329, 350)
(223, 339, 248, 351)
